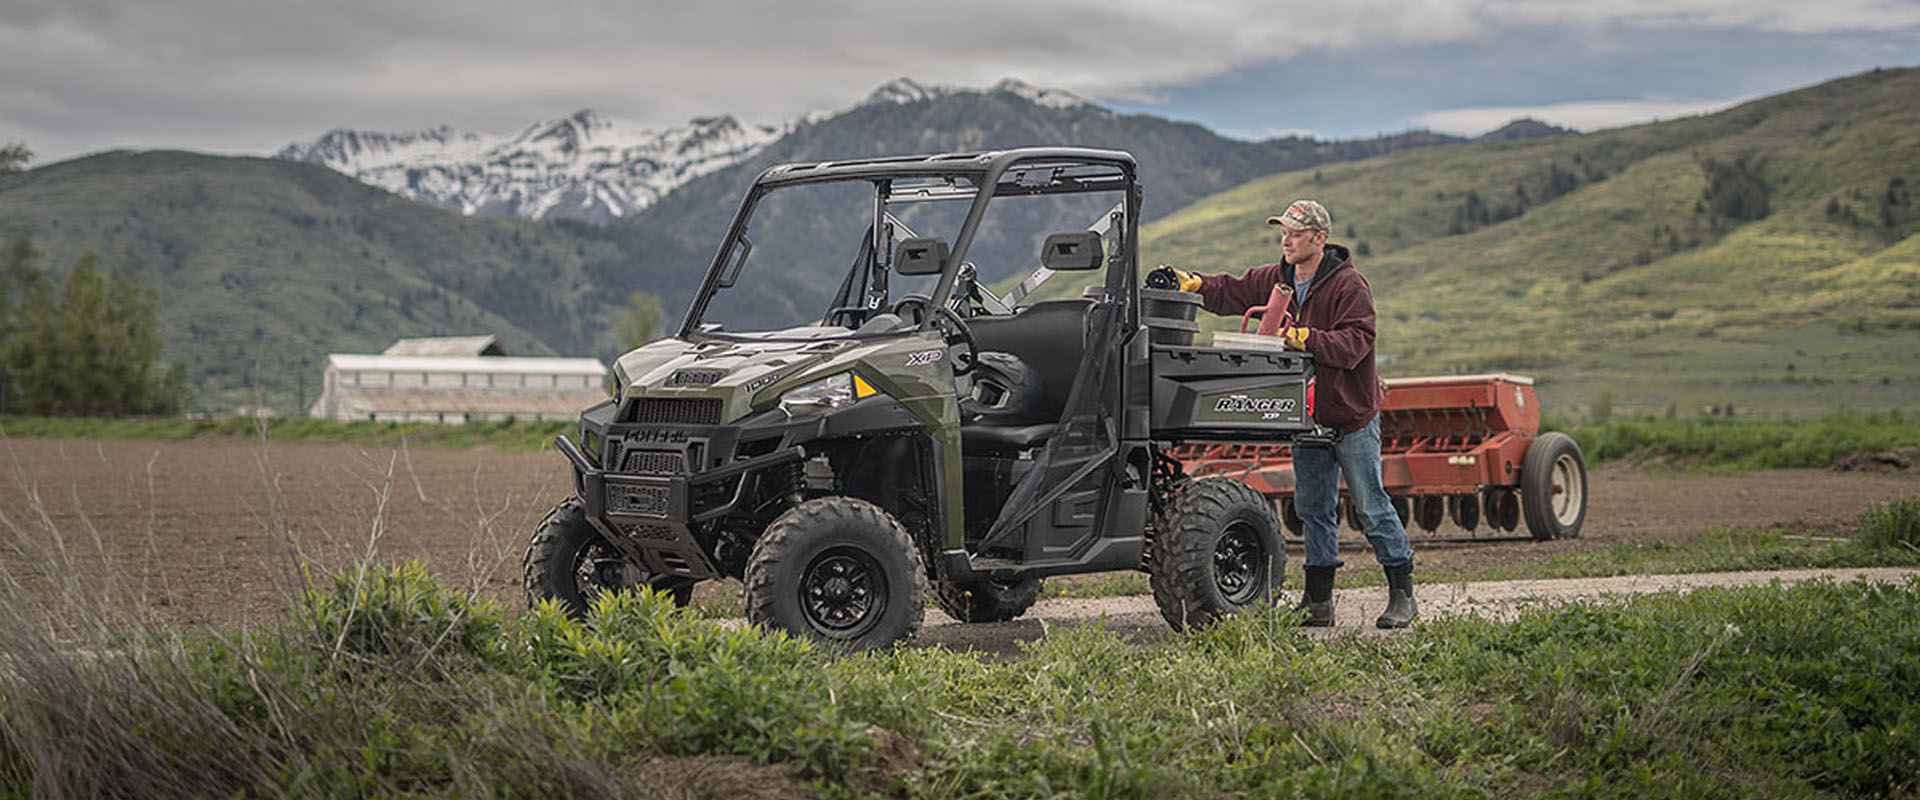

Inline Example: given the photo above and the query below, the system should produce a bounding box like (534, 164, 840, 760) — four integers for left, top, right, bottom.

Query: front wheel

(1150, 477, 1286, 631)
(744, 497, 927, 650)
(523, 497, 693, 618)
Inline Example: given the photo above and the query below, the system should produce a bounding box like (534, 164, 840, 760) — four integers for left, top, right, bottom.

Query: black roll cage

(678, 147, 1141, 339)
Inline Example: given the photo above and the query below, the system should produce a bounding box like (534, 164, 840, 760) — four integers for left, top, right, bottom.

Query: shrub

(297, 560, 503, 667)
(1858, 497, 1920, 551)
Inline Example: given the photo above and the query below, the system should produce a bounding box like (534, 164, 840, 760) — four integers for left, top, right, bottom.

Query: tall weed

(1857, 496, 1920, 552)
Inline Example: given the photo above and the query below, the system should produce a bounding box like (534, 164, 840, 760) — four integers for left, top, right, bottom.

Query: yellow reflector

(852, 375, 878, 399)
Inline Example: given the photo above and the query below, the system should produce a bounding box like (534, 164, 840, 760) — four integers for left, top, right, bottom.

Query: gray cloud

(3, 0, 1917, 163)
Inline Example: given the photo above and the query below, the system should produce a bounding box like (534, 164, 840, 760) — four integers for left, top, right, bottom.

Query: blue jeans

(1293, 417, 1414, 570)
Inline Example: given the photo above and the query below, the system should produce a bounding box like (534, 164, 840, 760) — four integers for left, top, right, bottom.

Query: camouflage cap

(1266, 200, 1331, 232)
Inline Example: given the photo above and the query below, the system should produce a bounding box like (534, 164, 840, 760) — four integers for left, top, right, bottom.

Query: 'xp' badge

(906, 350, 944, 367)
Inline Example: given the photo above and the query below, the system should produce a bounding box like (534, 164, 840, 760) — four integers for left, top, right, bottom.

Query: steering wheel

(890, 293, 934, 325)
(933, 305, 978, 376)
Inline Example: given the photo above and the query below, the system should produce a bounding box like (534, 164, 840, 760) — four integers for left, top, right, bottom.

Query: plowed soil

(0, 438, 1912, 628)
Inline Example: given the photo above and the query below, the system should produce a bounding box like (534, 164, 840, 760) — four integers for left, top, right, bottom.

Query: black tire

(1149, 478, 1287, 632)
(744, 497, 926, 650)
(1413, 495, 1446, 532)
(523, 497, 692, 618)
(1521, 432, 1588, 540)
(1389, 495, 1412, 528)
(934, 576, 1041, 623)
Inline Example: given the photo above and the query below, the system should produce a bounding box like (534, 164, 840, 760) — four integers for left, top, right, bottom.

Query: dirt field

(0, 437, 1913, 628)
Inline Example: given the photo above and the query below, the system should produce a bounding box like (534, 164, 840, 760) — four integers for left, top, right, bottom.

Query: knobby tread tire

(933, 576, 1041, 623)
(523, 496, 691, 617)
(744, 496, 927, 651)
(1521, 432, 1588, 541)
(1149, 477, 1287, 632)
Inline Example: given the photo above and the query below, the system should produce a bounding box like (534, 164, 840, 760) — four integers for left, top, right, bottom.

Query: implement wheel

(1413, 496, 1445, 533)
(1448, 493, 1480, 531)
(1521, 432, 1588, 540)
(1280, 497, 1304, 536)
(1150, 477, 1286, 631)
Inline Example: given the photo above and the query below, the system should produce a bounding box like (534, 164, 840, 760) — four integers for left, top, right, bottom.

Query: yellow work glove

(1282, 326, 1311, 350)
(1146, 265, 1204, 293)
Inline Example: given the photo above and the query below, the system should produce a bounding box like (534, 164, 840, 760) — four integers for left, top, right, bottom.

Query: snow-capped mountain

(855, 76, 1093, 110)
(277, 110, 784, 223)
(278, 78, 1100, 223)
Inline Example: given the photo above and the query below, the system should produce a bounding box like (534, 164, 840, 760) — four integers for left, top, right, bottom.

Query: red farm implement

(1175, 373, 1588, 543)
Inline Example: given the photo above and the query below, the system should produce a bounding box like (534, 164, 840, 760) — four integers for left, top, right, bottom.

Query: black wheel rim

(800, 546, 887, 637)
(573, 540, 636, 602)
(1212, 520, 1266, 605)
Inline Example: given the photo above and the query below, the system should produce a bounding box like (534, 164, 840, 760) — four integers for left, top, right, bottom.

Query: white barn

(307, 336, 609, 423)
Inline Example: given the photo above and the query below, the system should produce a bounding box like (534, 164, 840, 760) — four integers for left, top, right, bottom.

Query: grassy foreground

(4, 561, 1917, 798)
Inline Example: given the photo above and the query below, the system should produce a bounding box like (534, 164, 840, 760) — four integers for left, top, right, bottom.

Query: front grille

(607, 484, 671, 516)
(630, 397, 722, 425)
(622, 449, 685, 474)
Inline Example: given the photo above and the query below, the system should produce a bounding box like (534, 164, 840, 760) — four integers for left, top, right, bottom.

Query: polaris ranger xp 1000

(527, 147, 1318, 649)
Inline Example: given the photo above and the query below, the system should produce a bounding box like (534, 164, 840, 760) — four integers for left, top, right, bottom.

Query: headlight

(778, 373, 855, 413)
(776, 372, 881, 414)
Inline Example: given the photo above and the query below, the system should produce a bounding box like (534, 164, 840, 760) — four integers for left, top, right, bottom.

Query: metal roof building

(307, 336, 609, 423)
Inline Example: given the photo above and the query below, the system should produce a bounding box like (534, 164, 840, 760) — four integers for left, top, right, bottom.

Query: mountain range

(277, 111, 784, 224)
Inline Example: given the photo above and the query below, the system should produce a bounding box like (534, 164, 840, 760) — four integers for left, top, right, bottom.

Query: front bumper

(557, 434, 803, 581)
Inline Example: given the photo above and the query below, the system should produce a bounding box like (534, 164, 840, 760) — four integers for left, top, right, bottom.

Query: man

(1148, 200, 1417, 628)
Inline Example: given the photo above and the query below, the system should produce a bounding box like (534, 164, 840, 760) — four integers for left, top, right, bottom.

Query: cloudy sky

(5, 0, 1919, 165)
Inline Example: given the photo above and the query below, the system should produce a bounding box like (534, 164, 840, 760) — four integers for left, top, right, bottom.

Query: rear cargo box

(1149, 344, 1313, 442)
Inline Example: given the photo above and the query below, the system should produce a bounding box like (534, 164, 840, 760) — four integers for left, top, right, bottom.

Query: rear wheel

(744, 497, 926, 650)
(1521, 432, 1588, 540)
(524, 497, 692, 618)
(934, 576, 1041, 623)
(1150, 478, 1286, 631)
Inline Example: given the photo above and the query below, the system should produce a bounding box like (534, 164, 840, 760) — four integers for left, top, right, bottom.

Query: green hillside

(1098, 67, 1920, 418)
(0, 152, 700, 410)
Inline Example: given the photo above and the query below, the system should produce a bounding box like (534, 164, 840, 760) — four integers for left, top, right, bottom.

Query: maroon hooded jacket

(1194, 243, 1382, 434)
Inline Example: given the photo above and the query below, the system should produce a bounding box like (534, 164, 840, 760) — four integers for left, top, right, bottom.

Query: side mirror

(1040, 231, 1103, 271)
(895, 236, 950, 276)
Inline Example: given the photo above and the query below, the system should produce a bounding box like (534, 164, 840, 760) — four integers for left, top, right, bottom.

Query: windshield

(685, 161, 1130, 340)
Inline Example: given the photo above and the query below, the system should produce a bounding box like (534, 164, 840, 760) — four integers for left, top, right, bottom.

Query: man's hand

(1146, 265, 1203, 293)
(1282, 326, 1311, 350)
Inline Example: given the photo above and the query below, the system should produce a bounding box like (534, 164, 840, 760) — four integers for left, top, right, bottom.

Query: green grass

(0, 415, 573, 452)
(1555, 410, 1920, 472)
(4, 560, 1916, 798)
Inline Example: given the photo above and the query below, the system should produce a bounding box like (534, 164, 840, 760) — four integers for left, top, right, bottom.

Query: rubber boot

(1376, 563, 1418, 629)
(1290, 565, 1336, 627)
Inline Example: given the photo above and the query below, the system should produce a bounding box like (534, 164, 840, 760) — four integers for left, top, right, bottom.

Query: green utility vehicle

(526, 148, 1318, 649)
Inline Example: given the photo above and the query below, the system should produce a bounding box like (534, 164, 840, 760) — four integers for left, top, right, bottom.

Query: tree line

(1, 239, 188, 416)
(2, 142, 186, 416)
